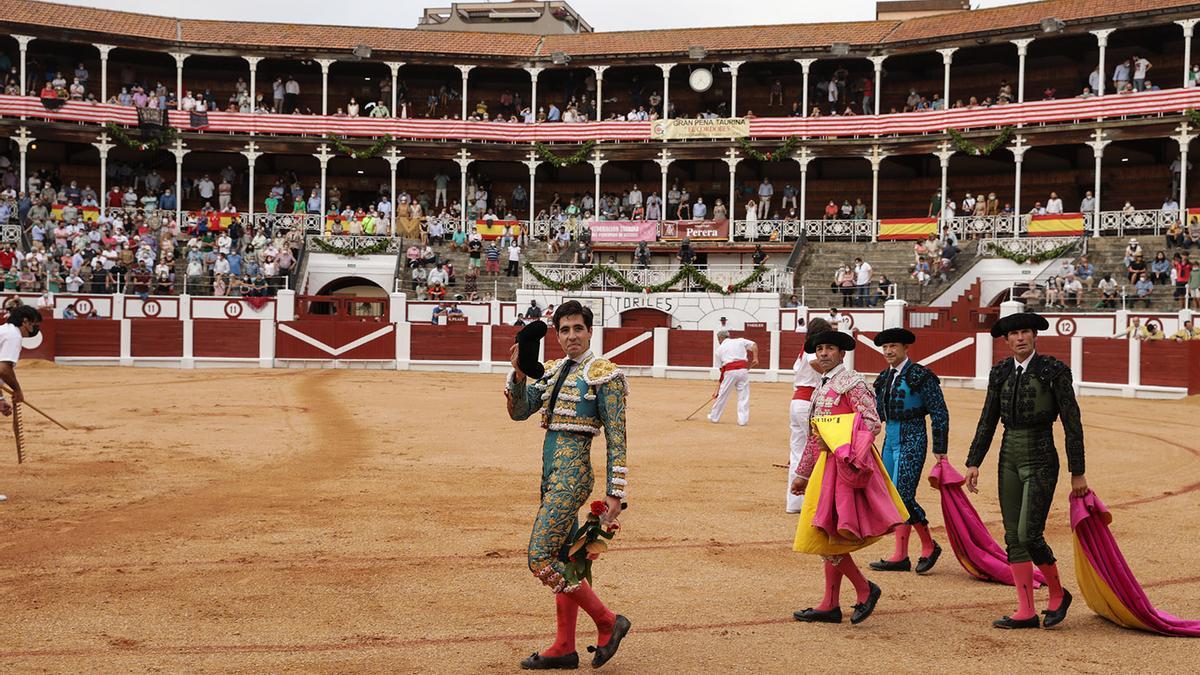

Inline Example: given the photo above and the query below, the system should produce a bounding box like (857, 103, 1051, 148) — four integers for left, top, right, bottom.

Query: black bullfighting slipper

(1041, 589, 1073, 628)
(588, 615, 630, 669)
(992, 615, 1040, 629)
(520, 651, 579, 670)
(850, 582, 882, 625)
(869, 558, 912, 572)
(915, 543, 943, 575)
(793, 607, 843, 623)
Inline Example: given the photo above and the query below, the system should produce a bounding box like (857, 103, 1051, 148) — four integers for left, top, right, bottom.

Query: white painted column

(242, 141, 261, 217)
(1093, 29, 1114, 96)
(171, 52, 189, 106)
(384, 147, 405, 235)
(13, 126, 34, 193)
(258, 316, 275, 368)
(395, 321, 412, 370)
(457, 64, 474, 121)
(726, 60, 744, 116)
(523, 150, 542, 232)
(973, 333, 992, 390)
(883, 298, 906, 328)
(314, 143, 334, 219)
(386, 61, 404, 116)
(658, 63, 674, 120)
(1086, 129, 1110, 238)
(1070, 336, 1083, 393)
(526, 66, 543, 121)
(868, 55, 886, 116)
(1012, 38, 1033, 103)
(14, 34, 34, 99)
(93, 131, 114, 208)
(868, 144, 886, 241)
(655, 148, 673, 220)
(455, 148, 473, 233)
(180, 295, 194, 368)
(723, 148, 741, 242)
(794, 146, 814, 226)
(1127, 334, 1141, 388)
(119, 313, 132, 366)
(934, 141, 955, 230)
(169, 138, 189, 228)
(1181, 20, 1199, 87)
(591, 65, 607, 121)
(652, 326, 669, 377)
(316, 58, 336, 116)
(589, 148, 607, 219)
(94, 43, 114, 102)
(796, 58, 816, 118)
(1009, 134, 1029, 227)
(937, 48, 957, 108)
(1174, 122, 1196, 221)
(275, 289, 296, 321)
(244, 55, 263, 113)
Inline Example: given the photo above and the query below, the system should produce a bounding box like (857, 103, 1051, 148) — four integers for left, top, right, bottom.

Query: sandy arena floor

(0, 363, 1197, 673)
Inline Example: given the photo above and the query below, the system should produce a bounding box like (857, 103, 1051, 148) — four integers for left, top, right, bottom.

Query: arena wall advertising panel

(54, 319, 120, 357)
(193, 319, 261, 358)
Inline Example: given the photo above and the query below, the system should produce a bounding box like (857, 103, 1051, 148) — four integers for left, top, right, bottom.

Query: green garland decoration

(1186, 109, 1200, 127)
(523, 262, 769, 295)
(737, 136, 800, 162)
(311, 236, 393, 257)
(104, 122, 178, 152)
(946, 126, 1014, 156)
(533, 141, 597, 167)
(323, 133, 394, 159)
(987, 240, 1077, 264)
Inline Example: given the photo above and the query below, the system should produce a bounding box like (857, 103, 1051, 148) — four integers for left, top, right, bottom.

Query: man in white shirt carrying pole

(0, 306, 42, 500)
(708, 330, 758, 426)
(786, 318, 831, 513)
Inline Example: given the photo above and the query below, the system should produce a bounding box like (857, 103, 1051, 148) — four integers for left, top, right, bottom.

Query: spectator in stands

(1075, 255, 1095, 289)
(1124, 238, 1144, 267)
(853, 257, 872, 307)
(1163, 195, 1180, 216)
(506, 241, 521, 277)
(1127, 252, 1147, 284)
(1132, 54, 1152, 91)
(484, 241, 501, 275)
(1134, 272, 1154, 307)
(1113, 59, 1132, 93)
(1045, 192, 1064, 214)
(757, 179, 773, 218)
(823, 200, 838, 221)
(1079, 190, 1096, 215)
(1062, 274, 1083, 307)
(1150, 251, 1171, 285)
(692, 197, 707, 220)
(1097, 273, 1118, 308)
(1174, 252, 1193, 301)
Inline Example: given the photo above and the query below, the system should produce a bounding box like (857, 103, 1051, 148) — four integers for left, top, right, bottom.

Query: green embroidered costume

(508, 351, 629, 592)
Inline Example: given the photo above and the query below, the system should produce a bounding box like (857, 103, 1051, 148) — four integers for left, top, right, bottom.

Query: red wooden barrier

(55, 319, 120, 357)
(194, 319, 260, 358)
(733, 328, 770, 369)
(667, 329, 712, 367)
(602, 327, 654, 366)
(130, 319, 183, 357)
(277, 320, 395, 359)
(1140, 341, 1192, 388)
(1082, 338, 1128, 385)
(409, 324, 483, 361)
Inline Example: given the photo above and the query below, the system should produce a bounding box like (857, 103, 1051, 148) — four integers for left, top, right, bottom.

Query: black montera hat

(873, 328, 916, 346)
(805, 330, 856, 353)
(990, 311, 1050, 338)
(514, 320, 547, 379)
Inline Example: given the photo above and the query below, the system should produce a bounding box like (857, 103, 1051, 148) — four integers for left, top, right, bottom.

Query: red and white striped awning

(2, 88, 1197, 143)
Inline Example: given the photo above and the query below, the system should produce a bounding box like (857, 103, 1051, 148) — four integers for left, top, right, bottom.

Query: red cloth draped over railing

(5, 88, 1200, 141)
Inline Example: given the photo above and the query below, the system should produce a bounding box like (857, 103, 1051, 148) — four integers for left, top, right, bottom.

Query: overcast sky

(67, 0, 1030, 31)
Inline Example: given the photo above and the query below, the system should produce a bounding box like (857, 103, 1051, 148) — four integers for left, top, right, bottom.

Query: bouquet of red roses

(563, 500, 619, 587)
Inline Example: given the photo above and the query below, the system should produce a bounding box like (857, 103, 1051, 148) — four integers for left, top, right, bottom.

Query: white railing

(803, 219, 875, 242)
(1091, 209, 1178, 237)
(253, 212, 322, 235)
(305, 234, 406, 255)
(948, 214, 1019, 238)
(977, 236, 1084, 260)
(732, 219, 804, 241)
(524, 263, 793, 293)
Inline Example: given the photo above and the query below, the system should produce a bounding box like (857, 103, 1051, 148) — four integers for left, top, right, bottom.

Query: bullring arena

(0, 366, 1196, 671)
(4, 0, 1200, 670)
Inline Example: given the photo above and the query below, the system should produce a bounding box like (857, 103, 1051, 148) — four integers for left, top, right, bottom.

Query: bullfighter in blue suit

(868, 328, 949, 575)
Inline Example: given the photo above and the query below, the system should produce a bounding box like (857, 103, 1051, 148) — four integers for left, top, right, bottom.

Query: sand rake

(0, 384, 68, 463)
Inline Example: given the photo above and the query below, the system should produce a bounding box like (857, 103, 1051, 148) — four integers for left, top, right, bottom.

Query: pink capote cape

(812, 410, 904, 542)
(928, 459, 1045, 588)
(1071, 490, 1200, 636)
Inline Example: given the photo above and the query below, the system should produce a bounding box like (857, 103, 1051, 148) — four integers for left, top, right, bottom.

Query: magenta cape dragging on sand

(1071, 491, 1200, 637)
(927, 459, 1046, 588)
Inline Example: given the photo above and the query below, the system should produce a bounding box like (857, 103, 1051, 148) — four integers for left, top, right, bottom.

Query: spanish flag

(191, 211, 235, 231)
(1187, 207, 1200, 226)
(50, 205, 101, 223)
(475, 219, 523, 240)
(879, 217, 937, 241)
(1027, 213, 1085, 237)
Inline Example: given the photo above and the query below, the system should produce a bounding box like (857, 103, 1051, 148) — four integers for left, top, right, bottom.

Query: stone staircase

(1075, 236, 1186, 311)
(792, 240, 979, 308)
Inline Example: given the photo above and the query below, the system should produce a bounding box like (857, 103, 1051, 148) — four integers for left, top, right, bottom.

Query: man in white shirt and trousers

(786, 317, 831, 513)
(708, 330, 758, 426)
(0, 306, 42, 502)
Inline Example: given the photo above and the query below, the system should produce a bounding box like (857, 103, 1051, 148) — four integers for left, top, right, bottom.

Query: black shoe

(869, 558, 911, 572)
(588, 614, 630, 669)
(850, 582, 882, 625)
(1042, 589, 1073, 628)
(915, 543, 942, 575)
(793, 607, 843, 623)
(992, 615, 1040, 629)
(520, 651, 579, 670)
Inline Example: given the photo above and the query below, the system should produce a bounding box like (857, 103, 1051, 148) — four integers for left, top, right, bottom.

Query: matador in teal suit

(506, 300, 631, 670)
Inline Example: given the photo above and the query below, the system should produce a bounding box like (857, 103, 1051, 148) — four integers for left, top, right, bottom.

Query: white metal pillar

(93, 131, 114, 208)
(934, 141, 955, 230)
(796, 58, 816, 118)
(1085, 129, 1111, 237)
(171, 52, 189, 106)
(1179, 20, 1199, 86)
(455, 147, 473, 232)
(316, 58, 336, 116)
(94, 43, 114, 102)
(242, 141, 262, 217)
(14, 35, 34, 98)
(1012, 38, 1033, 102)
(658, 63, 674, 120)
(1009, 134, 1030, 222)
(868, 55, 886, 116)
(13, 126, 34, 192)
(384, 147, 405, 235)
(868, 145, 887, 241)
(726, 60, 744, 116)
(655, 148, 673, 220)
(523, 150, 542, 231)
(457, 65, 474, 120)
(591, 65, 607, 121)
(526, 66, 544, 121)
(386, 61, 405, 116)
(723, 148, 741, 242)
(1174, 122, 1196, 224)
(1093, 29, 1114, 96)
(937, 48, 957, 108)
(314, 143, 334, 218)
(243, 56, 263, 112)
(589, 148, 607, 219)
(794, 146, 815, 227)
(169, 139, 190, 228)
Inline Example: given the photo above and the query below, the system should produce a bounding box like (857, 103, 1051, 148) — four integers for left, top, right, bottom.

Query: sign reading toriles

(615, 295, 676, 313)
(658, 219, 730, 241)
(650, 118, 750, 140)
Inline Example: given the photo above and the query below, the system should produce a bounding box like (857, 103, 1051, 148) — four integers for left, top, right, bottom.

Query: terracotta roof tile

(541, 21, 902, 57)
(0, 0, 177, 41)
